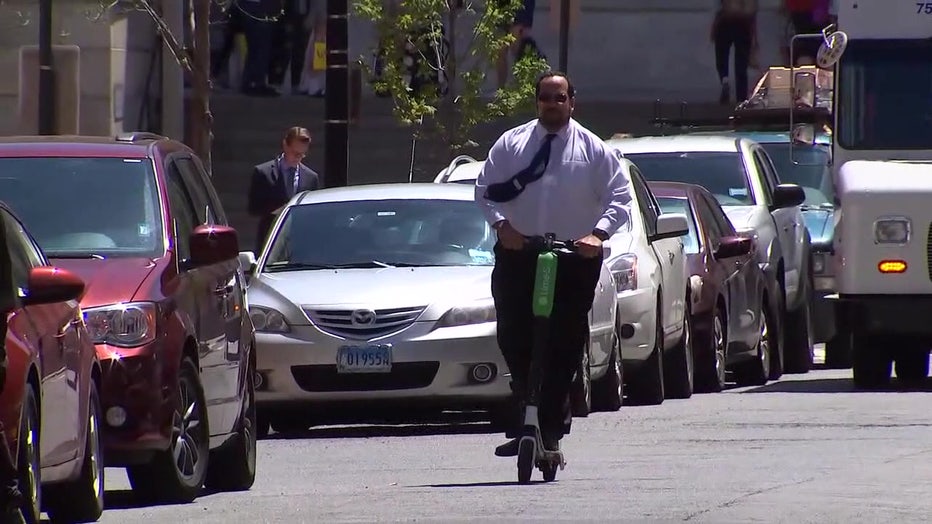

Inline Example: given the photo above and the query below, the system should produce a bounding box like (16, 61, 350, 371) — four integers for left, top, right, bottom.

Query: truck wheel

(852, 335, 892, 390)
(824, 304, 853, 369)
(893, 340, 930, 384)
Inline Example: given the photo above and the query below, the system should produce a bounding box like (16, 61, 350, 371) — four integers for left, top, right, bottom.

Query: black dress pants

(713, 16, 753, 103)
(491, 241, 602, 441)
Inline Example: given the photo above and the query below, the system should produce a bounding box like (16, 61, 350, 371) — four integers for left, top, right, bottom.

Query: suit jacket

(247, 158, 321, 251)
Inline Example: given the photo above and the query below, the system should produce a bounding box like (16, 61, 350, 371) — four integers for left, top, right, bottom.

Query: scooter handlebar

(523, 234, 579, 253)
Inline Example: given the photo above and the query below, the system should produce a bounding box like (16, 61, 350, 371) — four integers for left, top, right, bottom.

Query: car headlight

(83, 302, 158, 347)
(436, 299, 497, 328)
(874, 217, 910, 244)
(250, 306, 290, 333)
(609, 253, 637, 292)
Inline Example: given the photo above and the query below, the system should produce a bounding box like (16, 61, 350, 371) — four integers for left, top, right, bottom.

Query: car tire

(205, 350, 258, 492)
(127, 356, 210, 504)
(783, 265, 814, 374)
(45, 379, 105, 522)
(852, 335, 892, 390)
(570, 345, 591, 417)
(626, 296, 665, 405)
(663, 299, 694, 399)
(733, 298, 774, 387)
(17, 385, 40, 524)
(591, 328, 623, 412)
(695, 304, 727, 393)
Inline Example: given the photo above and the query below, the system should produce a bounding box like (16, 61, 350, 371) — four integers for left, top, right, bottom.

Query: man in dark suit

(247, 126, 321, 252)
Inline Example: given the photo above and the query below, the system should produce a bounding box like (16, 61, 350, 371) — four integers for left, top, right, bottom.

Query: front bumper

(96, 341, 174, 465)
(834, 295, 932, 337)
(616, 287, 656, 363)
(254, 322, 511, 409)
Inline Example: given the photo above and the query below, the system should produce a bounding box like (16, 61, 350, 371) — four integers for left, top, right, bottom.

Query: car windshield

(655, 196, 700, 254)
(759, 142, 834, 207)
(837, 39, 932, 150)
(263, 198, 497, 270)
(625, 152, 752, 206)
(0, 157, 163, 258)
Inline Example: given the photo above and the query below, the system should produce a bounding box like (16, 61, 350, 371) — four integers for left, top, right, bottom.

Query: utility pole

(558, 0, 570, 73)
(324, 0, 349, 187)
(38, 0, 55, 135)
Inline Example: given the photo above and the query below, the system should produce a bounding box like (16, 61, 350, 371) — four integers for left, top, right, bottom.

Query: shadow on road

(741, 377, 932, 394)
(413, 480, 554, 488)
(103, 489, 200, 511)
(265, 420, 500, 440)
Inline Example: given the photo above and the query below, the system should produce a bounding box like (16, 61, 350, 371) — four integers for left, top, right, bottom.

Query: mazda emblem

(350, 309, 377, 326)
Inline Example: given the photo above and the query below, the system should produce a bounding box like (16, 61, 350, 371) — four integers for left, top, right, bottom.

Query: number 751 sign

(918, 2, 932, 13)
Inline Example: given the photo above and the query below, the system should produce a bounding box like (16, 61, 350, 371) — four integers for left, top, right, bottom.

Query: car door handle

(668, 252, 674, 264)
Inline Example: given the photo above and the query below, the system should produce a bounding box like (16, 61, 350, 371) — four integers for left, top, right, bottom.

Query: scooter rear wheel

(517, 439, 535, 484)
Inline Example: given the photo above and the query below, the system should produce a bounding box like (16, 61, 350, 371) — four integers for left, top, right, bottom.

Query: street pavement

(96, 347, 932, 523)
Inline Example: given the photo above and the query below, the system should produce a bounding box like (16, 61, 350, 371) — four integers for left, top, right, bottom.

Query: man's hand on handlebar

(574, 234, 603, 259)
(494, 220, 527, 250)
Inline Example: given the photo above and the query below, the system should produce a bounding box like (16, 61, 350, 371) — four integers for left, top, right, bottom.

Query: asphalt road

(94, 347, 932, 523)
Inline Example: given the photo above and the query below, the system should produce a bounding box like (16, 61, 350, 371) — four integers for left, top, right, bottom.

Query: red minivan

(0, 133, 257, 503)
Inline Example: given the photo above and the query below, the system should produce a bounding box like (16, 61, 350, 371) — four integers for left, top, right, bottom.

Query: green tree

(353, 0, 550, 158)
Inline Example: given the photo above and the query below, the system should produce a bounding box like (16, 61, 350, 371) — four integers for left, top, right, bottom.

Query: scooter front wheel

(517, 438, 535, 484)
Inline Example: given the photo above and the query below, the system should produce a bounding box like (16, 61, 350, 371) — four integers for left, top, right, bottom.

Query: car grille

(927, 223, 932, 282)
(304, 306, 426, 340)
(290, 362, 440, 392)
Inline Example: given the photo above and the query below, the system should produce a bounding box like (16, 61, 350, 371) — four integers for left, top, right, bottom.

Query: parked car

(688, 128, 845, 365)
(0, 133, 257, 503)
(433, 155, 484, 184)
(0, 203, 104, 522)
(241, 182, 623, 434)
(649, 182, 775, 391)
(607, 134, 812, 378)
(601, 158, 692, 404)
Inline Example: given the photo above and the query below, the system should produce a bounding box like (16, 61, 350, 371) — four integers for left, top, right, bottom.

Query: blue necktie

(484, 133, 557, 203)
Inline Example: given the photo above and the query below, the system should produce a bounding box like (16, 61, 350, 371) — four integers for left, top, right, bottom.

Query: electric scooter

(516, 233, 577, 484)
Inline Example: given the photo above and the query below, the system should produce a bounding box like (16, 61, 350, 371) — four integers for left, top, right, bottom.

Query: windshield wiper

(48, 252, 105, 260)
(265, 261, 402, 271)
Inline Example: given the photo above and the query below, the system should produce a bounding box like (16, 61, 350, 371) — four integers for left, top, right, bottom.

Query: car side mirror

(188, 224, 240, 268)
(650, 213, 689, 242)
(771, 184, 806, 209)
(238, 251, 257, 278)
(714, 235, 753, 259)
(22, 267, 85, 306)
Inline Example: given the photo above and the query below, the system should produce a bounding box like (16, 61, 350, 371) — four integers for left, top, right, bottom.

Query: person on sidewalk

(238, 0, 283, 96)
(495, 0, 538, 89)
(783, 0, 832, 64)
(247, 126, 321, 253)
(711, 0, 759, 104)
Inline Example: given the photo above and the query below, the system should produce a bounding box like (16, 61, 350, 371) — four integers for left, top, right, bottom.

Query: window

(3, 213, 42, 295)
(760, 142, 834, 206)
(165, 164, 199, 261)
(626, 151, 753, 206)
(837, 39, 932, 150)
(655, 196, 700, 254)
(702, 192, 739, 237)
(264, 199, 496, 270)
(629, 168, 657, 237)
(0, 157, 163, 258)
(176, 156, 226, 224)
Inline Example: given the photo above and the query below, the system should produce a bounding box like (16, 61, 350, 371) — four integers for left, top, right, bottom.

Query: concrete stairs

(209, 93, 731, 250)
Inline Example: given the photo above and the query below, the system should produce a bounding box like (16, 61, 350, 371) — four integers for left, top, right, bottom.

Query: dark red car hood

(49, 257, 158, 308)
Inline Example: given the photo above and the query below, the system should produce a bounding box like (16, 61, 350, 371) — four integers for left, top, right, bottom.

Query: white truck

(806, 0, 932, 388)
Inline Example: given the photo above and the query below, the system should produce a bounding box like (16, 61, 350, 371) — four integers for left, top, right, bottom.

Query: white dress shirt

(474, 118, 632, 241)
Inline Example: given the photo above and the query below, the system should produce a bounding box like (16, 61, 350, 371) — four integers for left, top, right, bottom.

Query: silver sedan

(241, 183, 621, 434)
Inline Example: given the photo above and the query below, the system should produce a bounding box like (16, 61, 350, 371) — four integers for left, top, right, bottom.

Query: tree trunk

(190, 0, 212, 173)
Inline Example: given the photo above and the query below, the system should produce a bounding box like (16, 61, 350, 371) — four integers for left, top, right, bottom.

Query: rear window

(0, 157, 164, 258)
(626, 151, 753, 206)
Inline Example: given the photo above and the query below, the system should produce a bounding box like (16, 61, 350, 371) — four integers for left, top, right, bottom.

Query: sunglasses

(537, 93, 569, 104)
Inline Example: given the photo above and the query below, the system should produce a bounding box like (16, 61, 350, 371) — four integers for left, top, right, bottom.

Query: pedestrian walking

(474, 71, 632, 457)
(783, 0, 832, 64)
(247, 126, 321, 253)
(711, 0, 759, 104)
(237, 0, 283, 96)
(0, 218, 25, 523)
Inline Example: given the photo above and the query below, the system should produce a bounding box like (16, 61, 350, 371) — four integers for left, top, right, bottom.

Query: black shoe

(494, 438, 520, 457)
(543, 436, 560, 453)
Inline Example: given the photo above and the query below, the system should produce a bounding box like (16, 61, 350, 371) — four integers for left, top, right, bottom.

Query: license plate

(336, 345, 392, 373)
